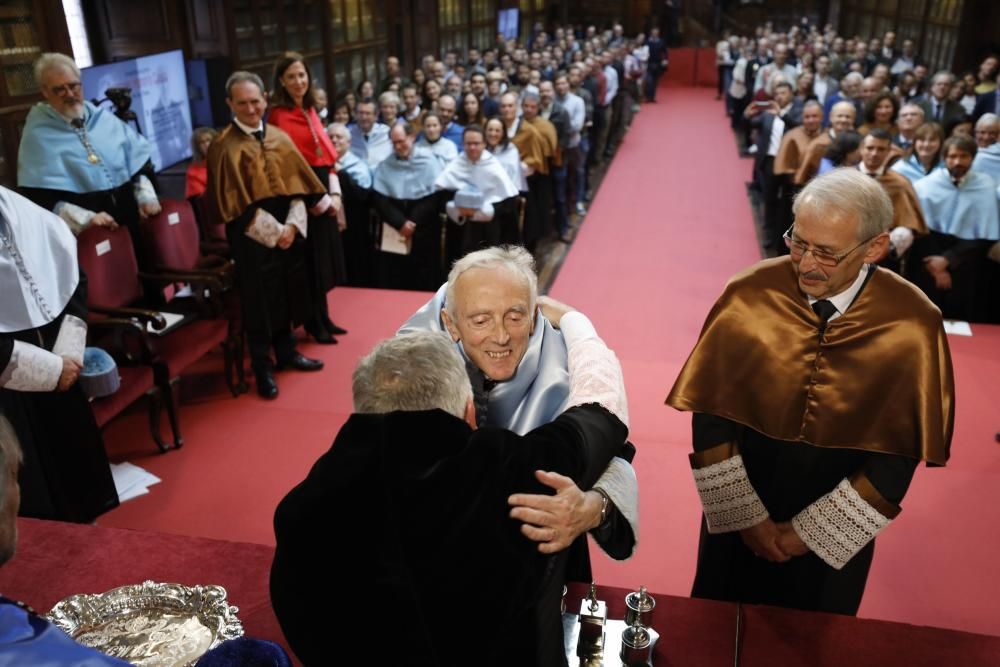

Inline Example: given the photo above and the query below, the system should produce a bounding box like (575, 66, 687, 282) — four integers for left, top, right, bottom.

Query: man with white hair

(971, 113, 999, 181)
(399, 247, 639, 593)
(668, 168, 954, 615)
(18, 53, 161, 266)
(272, 323, 630, 665)
(795, 100, 857, 185)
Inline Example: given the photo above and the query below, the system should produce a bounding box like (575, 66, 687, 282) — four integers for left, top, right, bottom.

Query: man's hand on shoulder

(537, 295, 576, 329)
(508, 470, 603, 554)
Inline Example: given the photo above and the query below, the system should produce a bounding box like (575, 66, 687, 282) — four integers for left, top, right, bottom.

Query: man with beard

(910, 134, 1000, 322)
(18, 53, 161, 269)
(667, 168, 954, 615)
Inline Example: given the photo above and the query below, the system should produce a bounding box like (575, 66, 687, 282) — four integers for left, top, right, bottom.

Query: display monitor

(498, 8, 519, 41)
(81, 50, 193, 171)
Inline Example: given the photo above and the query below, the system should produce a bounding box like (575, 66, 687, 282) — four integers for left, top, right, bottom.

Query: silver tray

(45, 580, 244, 667)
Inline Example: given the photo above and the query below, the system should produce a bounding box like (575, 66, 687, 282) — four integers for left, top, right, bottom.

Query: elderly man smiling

(399, 246, 638, 574)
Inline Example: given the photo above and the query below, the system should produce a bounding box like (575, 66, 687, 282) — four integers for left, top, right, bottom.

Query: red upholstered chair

(138, 199, 245, 396)
(78, 224, 236, 451)
(191, 194, 229, 257)
(77, 225, 177, 451)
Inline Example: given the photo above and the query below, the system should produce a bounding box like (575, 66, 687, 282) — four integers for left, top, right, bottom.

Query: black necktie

(252, 130, 264, 143)
(934, 102, 941, 121)
(70, 118, 85, 130)
(812, 299, 838, 340)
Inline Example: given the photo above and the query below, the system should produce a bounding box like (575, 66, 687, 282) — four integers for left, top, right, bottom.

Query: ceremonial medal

(88, 153, 99, 164)
(315, 146, 323, 157)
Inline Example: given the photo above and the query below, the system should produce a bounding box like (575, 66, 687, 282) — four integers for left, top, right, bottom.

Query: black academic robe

(0, 274, 119, 523)
(303, 165, 346, 330)
(337, 171, 375, 287)
(906, 232, 997, 323)
(372, 190, 448, 291)
(270, 404, 628, 667)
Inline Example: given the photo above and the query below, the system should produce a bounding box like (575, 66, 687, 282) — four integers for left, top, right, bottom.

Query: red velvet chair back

(192, 195, 227, 242)
(140, 199, 201, 271)
(77, 224, 143, 308)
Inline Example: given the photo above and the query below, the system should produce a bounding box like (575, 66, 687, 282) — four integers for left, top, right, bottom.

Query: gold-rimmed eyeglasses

(783, 225, 878, 268)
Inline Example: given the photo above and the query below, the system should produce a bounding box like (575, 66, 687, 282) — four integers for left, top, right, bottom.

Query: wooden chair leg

(146, 387, 170, 454)
(163, 376, 183, 449)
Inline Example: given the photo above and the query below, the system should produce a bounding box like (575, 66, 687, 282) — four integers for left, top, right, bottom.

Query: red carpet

(98, 85, 1000, 638)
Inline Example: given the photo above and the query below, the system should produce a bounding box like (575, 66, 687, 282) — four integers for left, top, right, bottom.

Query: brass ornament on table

(45, 580, 244, 667)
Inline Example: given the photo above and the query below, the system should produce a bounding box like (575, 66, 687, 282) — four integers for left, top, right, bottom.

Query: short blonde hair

(34, 52, 79, 86)
(445, 246, 538, 320)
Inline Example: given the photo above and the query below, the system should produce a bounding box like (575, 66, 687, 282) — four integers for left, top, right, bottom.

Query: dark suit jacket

(917, 97, 968, 134)
(544, 100, 571, 150)
(752, 101, 804, 156)
(271, 405, 628, 667)
(972, 90, 1000, 123)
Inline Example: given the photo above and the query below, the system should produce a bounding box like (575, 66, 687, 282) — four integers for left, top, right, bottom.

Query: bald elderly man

(796, 100, 858, 185)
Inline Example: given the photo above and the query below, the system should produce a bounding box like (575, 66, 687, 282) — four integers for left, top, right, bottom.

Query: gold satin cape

(879, 169, 928, 235)
(774, 127, 821, 176)
(206, 123, 326, 225)
(666, 258, 954, 465)
(511, 120, 549, 175)
(793, 133, 832, 185)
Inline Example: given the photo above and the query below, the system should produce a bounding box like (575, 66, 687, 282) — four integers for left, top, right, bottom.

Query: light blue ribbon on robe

(372, 146, 443, 200)
(914, 169, 1000, 240)
(399, 284, 569, 435)
(17, 101, 151, 193)
(971, 144, 1000, 184)
(336, 151, 372, 190)
(891, 153, 943, 185)
(0, 599, 131, 666)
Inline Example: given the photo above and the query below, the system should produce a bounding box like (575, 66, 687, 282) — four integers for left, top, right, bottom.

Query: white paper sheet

(380, 222, 411, 255)
(110, 462, 162, 504)
(943, 320, 973, 336)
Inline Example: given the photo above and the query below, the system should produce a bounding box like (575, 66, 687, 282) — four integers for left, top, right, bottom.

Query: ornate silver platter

(45, 580, 244, 667)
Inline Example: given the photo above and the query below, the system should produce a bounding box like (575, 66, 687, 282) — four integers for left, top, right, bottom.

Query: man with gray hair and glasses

(668, 168, 954, 615)
(271, 324, 630, 665)
(18, 53, 161, 266)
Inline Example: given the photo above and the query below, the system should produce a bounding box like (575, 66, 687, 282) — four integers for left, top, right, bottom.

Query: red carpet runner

(99, 84, 1000, 637)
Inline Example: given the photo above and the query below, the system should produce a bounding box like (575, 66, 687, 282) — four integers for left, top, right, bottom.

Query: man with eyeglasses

(667, 168, 954, 615)
(18, 53, 161, 268)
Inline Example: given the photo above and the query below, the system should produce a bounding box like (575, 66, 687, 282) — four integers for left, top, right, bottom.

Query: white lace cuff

(692, 455, 769, 533)
(0, 340, 63, 392)
(565, 320, 629, 429)
(52, 314, 87, 365)
(133, 175, 159, 206)
(792, 478, 892, 570)
(309, 194, 333, 216)
(592, 456, 639, 558)
(55, 201, 96, 234)
(286, 199, 308, 238)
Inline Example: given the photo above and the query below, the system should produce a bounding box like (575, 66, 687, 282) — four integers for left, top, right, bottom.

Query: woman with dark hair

(818, 130, 863, 174)
(332, 97, 353, 125)
(356, 79, 375, 100)
(891, 122, 945, 183)
(793, 69, 816, 105)
(415, 111, 458, 166)
(422, 78, 442, 111)
(484, 116, 525, 244)
(185, 126, 217, 200)
(268, 51, 348, 344)
(458, 92, 486, 127)
(859, 92, 899, 135)
(411, 67, 426, 89)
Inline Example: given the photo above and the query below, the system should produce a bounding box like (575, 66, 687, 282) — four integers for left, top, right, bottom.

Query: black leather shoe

(305, 324, 338, 345)
(276, 353, 324, 372)
(255, 371, 279, 399)
(327, 322, 348, 335)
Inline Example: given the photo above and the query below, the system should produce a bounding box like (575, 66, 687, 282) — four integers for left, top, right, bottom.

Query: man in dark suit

(918, 71, 968, 135)
(271, 319, 632, 666)
(748, 80, 803, 253)
(972, 72, 1000, 123)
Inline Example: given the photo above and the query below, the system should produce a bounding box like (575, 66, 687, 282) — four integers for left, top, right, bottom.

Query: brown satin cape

(774, 126, 821, 176)
(206, 123, 326, 224)
(666, 258, 954, 465)
(879, 169, 928, 235)
(511, 120, 549, 175)
(793, 132, 832, 185)
(525, 116, 561, 168)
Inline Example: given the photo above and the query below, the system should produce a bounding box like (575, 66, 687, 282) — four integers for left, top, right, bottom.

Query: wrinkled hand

(924, 256, 952, 290)
(536, 295, 576, 329)
(508, 470, 602, 554)
(522, 161, 535, 177)
(57, 357, 82, 392)
(458, 207, 478, 218)
(276, 224, 297, 250)
(774, 521, 810, 557)
(739, 518, 790, 563)
(91, 212, 118, 229)
(399, 220, 417, 239)
(329, 193, 342, 214)
(139, 200, 162, 219)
